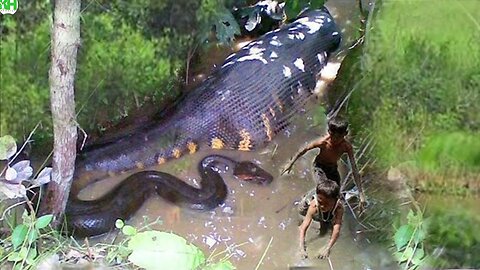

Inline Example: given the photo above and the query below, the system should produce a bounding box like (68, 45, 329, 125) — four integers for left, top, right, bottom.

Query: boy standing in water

(298, 178, 343, 259)
(282, 118, 366, 211)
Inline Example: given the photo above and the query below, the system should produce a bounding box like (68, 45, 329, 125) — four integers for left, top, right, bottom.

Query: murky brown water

(82, 100, 395, 270)
(78, 1, 400, 269)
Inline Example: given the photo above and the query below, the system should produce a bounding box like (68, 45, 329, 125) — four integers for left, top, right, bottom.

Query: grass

(347, 0, 480, 191)
(331, 0, 480, 268)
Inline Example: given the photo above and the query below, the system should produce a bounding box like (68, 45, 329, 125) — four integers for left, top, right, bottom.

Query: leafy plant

(0, 135, 51, 200)
(284, 0, 326, 20)
(1, 212, 54, 270)
(196, 0, 240, 44)
(392, 210, 429, 270)
(112, 219, 236, 270)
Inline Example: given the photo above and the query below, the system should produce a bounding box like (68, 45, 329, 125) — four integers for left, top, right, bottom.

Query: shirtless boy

(298, 178, 343, 259)
(282, 118, 366, 210)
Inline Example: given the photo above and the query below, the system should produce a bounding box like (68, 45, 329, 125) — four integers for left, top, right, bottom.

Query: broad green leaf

(12, 224, 28, 249)
(412, 247, 425, 265)
(122, 225, 137, 236)
(407, 210, 422, 225)
(393, 251, 405, 262)
(7, 251, 23, 262)
(413, 224, 427, 245)
(214, 10, 240, 44)
(27, 229, 38, 244)
(26, 247, 38, 265)
(394, 224, 414, 251)
(0, 135, 17, 160)
(400, 246, 414, 261)
(128, 231, 205, 270)
(18, 247, 29, 259)
(35, 214, 54, 229)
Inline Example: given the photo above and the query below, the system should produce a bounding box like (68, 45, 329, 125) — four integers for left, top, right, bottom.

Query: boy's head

(316, 179, 340, 212)
(316, 179, 340, 199)
(327, 118, 349, 137)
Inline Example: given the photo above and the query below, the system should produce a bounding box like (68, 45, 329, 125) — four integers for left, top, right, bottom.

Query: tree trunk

(40, 0, 80, 228)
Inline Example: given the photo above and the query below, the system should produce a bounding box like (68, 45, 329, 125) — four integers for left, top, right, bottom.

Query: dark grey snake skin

(67, 8, 341, 237)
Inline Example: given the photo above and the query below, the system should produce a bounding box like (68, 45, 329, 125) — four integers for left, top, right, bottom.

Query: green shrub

(0, 9, 187, 143)
(0, 17, 52, 142)
(75, 13, 185, 130)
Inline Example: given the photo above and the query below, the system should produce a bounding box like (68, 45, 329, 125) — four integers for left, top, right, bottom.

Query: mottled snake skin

(67, 8, 341, 236)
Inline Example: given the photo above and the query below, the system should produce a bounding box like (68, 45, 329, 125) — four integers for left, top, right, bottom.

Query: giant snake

(62, 8, 341, 237)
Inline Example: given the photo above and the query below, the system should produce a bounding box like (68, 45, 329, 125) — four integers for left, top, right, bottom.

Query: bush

(0, 8, 187, 143)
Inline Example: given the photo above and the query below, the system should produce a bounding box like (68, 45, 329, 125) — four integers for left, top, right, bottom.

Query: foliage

(196, 0, 240, 44)
(284, 0, 325, 20)
(347, 0, 480, 185)
(0, 211, 55, 270)
(75, 12, 184, 131)
(1, 212, 235, 269)
(425, 204, 480, 268)
(0, 15, 52, 143)
(392, 210, 429, 270)
(417, 132, 480, 172)
(114, 219, 236, 270)
(0, 135, 51, 200)
(1, 0, 241, 144)
(340, 1, 480, 269)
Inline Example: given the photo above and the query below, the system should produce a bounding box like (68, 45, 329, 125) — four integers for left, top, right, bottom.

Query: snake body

(66, 8, 341, 237)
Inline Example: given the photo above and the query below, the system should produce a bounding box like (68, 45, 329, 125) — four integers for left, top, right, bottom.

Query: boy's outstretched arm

(282, 140, 321, 175)
(346, 143, 366, 212)
(298, 203, 316, 259)
(318, 205, 344, 259)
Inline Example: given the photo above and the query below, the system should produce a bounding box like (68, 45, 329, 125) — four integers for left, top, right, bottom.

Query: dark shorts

(313, 163, 341, 186)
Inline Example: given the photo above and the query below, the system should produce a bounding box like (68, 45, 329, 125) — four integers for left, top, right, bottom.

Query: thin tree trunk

(40, 0, 80, 228)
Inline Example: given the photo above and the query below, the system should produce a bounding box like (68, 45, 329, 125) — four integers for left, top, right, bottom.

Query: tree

(39, 0, 80, 228)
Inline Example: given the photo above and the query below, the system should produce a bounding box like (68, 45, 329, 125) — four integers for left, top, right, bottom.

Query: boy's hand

(317, 246, 330, 259)
(299, 249, 308, 259)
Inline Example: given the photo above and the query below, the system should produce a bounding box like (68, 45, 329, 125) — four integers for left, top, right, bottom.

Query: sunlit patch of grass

(417, 132, 480, 172)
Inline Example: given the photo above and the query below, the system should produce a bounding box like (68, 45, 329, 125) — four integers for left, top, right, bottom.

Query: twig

(342, 196, 369, 229)
(328, 256, 335, 270)
(78, 124, 88, 151)
(185, 42, 199, 85)
(270, 143, 278, 158)
(0, 200, 26, 221)
(254, 236, 273, 270)
(76, 78, 105, 117)
(7, 122, 40, 166)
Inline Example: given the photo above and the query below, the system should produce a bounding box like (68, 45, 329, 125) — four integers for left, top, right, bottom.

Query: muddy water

(79, 1, 398, 269)
(82, 102, 394, 270)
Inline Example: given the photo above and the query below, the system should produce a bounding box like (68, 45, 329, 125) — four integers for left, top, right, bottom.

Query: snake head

(233, 161, 273, 185)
